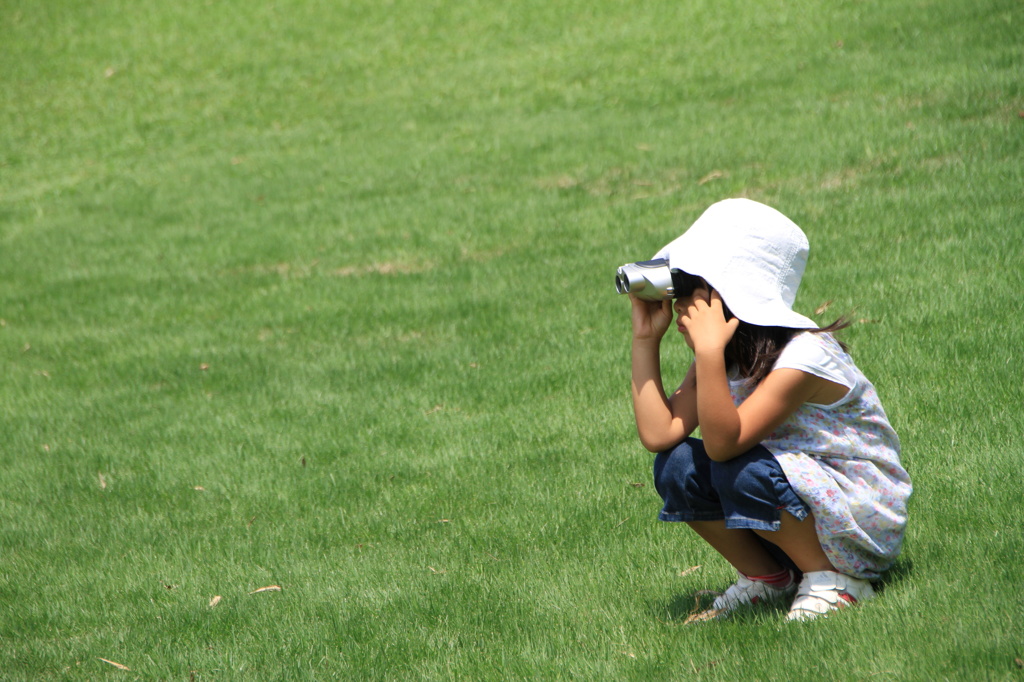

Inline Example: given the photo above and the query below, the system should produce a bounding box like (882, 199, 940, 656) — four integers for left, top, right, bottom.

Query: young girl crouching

(627, 199, 911, 621)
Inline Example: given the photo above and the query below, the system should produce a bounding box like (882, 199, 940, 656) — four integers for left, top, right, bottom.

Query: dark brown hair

(673, 271, 849, 385)
(724, 316, 850, 385)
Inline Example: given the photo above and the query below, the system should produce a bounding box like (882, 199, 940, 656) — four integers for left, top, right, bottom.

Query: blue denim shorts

(653, 437, 809, 531)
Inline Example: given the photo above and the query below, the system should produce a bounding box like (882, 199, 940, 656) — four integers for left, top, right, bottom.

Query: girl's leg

(653, 439, 795, 576)
(753, 512, 835, 574)
(654, 440, 800, 615)
(687, 520, 784, 577)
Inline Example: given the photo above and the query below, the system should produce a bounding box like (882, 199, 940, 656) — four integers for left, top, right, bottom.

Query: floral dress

(730, 332, 912, 579)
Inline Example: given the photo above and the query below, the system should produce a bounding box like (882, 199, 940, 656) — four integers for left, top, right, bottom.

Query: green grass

(2, 0, 1023, 678)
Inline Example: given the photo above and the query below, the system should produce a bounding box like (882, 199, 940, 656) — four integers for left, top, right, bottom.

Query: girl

(628, 198, 911, 621)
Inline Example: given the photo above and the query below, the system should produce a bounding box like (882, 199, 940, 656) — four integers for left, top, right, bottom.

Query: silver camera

(614, 258, 679, 301)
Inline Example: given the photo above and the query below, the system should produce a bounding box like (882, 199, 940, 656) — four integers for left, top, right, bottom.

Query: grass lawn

(2, 0, 1022, 678)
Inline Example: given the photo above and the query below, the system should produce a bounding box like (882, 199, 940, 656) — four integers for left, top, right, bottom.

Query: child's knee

(653, 438, 714, 503)
(709, 454, 781, 505)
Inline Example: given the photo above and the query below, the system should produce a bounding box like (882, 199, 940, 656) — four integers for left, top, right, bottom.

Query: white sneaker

(711, 570, 797, 616)
(786, 571, 875, 621)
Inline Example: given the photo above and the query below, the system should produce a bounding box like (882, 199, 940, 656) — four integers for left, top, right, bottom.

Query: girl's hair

(673, 271, 850, 385)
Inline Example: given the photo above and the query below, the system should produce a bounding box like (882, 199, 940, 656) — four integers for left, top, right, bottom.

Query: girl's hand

(629, 295, 673, 342)
(678, 290, 739, 354)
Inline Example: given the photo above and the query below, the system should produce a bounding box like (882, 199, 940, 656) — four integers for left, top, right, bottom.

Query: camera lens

(615, 274, 629, 294)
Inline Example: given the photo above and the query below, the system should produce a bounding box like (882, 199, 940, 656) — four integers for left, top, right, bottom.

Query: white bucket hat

(653, 198, 818, 329)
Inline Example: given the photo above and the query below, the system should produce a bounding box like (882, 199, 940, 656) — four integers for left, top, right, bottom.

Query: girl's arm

(629, 297, 699, 452)
(681, 292, 844, 461)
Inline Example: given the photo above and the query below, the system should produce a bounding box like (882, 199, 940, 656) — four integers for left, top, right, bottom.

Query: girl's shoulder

(775, 331, 860, 390)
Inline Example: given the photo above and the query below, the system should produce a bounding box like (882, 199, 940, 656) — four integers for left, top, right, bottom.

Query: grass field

(2, 0, 1023, 679)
